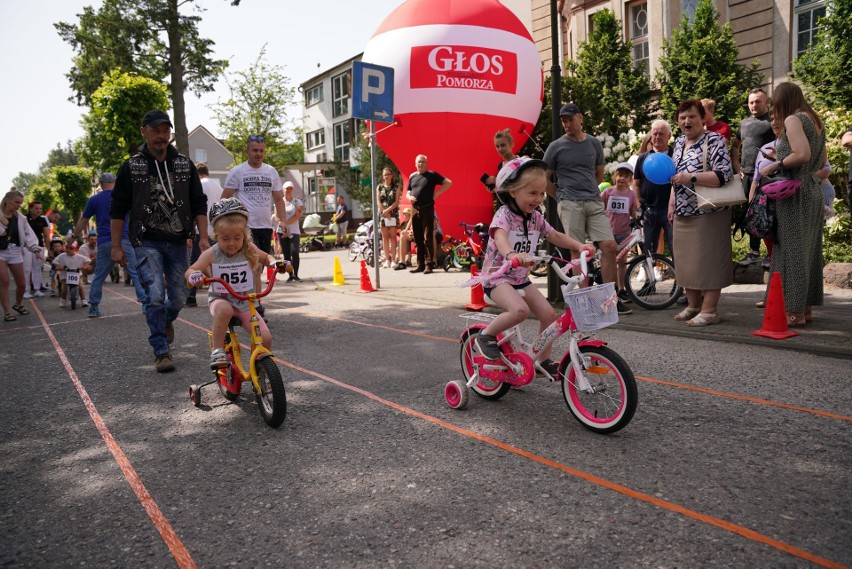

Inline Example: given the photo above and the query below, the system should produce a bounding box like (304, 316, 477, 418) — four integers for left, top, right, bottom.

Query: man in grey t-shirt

(544, 103, 627, 314)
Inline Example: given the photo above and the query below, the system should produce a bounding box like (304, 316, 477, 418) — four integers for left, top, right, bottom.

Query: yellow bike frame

(207, 291, 271, 395)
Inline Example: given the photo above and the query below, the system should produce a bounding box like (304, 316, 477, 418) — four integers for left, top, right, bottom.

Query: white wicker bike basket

(562, 282, 619, 332)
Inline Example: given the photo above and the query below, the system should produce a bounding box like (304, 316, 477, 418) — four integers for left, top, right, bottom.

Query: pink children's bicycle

(448, 251, 638, 434)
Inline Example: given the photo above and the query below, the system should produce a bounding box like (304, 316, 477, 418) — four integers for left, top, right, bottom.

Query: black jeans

(279, 234, 300, 277)
(411, 204, 435, 267)
(643, 207, 673, 257)
(250, 228, 274, 255)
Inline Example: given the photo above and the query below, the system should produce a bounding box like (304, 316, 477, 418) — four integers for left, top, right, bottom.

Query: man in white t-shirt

(221, 135, 285, 256)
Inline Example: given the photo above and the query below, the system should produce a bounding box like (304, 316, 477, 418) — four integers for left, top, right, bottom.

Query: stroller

(348, 219, 381, 267)
(299, 213, 332, 252)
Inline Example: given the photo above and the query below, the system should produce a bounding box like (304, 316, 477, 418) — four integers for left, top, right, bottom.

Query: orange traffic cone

(357, 260, 376, 293)
(465, 264, 488, 311)
(752, 271, 798, 340)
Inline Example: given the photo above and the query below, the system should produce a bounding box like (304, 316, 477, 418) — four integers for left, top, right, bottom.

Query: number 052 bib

(211, 260, 254, 294)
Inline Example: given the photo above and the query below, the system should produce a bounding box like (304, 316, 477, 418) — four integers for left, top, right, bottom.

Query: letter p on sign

(351, 61, 394, 123)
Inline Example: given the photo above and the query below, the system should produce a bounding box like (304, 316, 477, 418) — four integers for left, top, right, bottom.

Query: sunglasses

(248, 135, 265, 143)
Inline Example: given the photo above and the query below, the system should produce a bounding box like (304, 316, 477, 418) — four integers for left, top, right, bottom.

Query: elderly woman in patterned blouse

(666, 99, 734, 327)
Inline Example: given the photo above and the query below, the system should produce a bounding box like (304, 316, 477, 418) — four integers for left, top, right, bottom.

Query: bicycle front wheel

(254, 357, 287, 428)
(624, 253, 682, 310)
(460, 328, 510, 400)
(560, 345, 637, 434)
(348, 242, 358, 262)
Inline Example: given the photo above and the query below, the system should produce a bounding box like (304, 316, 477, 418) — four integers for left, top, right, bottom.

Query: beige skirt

(673, 209, 733, 290)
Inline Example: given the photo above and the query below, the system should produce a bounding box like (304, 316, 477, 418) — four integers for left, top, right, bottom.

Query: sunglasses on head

(248, 135, 265, 143)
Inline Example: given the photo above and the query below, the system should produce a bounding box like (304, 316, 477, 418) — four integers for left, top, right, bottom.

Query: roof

(299, 52, 364, 90)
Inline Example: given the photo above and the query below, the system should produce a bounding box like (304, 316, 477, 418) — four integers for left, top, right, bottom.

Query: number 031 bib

(211, 260, 254, 294)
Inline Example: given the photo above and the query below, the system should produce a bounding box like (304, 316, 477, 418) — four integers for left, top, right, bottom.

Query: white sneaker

(82, 300, 89, 307)
(23, 291, 33, 299)
(59, 299, 67, 308)
(34, 290, 45, 298)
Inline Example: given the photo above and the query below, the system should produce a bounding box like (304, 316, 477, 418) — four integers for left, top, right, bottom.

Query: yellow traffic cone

(331, 256, 347, 286)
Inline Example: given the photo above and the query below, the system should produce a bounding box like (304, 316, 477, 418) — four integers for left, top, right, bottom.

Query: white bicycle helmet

(209, 197, 249, 224)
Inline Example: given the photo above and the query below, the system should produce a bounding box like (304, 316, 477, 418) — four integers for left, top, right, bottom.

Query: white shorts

(0, 243, 23, 265)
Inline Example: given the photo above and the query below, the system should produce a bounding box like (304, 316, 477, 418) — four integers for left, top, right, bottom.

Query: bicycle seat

(228, 316, 242, 328)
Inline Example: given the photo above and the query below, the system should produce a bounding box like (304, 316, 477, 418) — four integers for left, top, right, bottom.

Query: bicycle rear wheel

(624, 253, 682, 310)
(560, 345, 637, 434)
(254, 357, 287, 428)
(460, 327, 510, 400)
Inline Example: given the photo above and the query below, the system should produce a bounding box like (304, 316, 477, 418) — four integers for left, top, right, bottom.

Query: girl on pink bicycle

(185, 198, 287, 369)
(475, 157, 595, 375)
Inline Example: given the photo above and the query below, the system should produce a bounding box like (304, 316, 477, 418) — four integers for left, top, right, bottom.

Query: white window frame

(333, 120, 350, 163)
(305, 84, 323, 107)
(628, 2, 649, 76)
(793, 0, 827, 59)
(305, 128, 325, 150)
(332, 72, 349, 118)
(194, 149, 208, 164)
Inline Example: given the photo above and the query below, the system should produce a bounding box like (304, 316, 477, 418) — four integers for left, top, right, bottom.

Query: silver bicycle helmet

(209, 197, 249, 224)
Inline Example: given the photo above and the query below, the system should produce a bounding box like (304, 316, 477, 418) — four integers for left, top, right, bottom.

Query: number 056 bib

(211, 260, 254, 294)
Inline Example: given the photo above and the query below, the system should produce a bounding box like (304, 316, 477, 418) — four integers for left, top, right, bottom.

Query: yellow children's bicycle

(188, 275, 287, 428)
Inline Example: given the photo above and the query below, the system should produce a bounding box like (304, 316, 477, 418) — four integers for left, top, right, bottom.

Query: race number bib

(211, 260, 254, 294)
(65, 271, 80, 286)
(508, 229, 540, 255)
(606, 195, 630, 214)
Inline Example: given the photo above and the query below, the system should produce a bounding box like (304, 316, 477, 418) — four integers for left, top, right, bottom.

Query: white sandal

(686, 312, 720, 327)
(674, 307, 700, 321)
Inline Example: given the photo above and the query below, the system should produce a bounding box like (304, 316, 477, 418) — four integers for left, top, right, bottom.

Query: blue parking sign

(352, 61, 394, 123)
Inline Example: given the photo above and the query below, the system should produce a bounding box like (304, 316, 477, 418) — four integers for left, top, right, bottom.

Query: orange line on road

(636, 375, 852, 422)
(269, 356, 846, 569)
(29, 301, 197, 569)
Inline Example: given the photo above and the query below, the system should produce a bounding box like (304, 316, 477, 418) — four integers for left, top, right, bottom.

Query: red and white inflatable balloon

(363, 0, 543, 231)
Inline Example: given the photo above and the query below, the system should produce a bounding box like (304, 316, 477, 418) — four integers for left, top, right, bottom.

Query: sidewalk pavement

(300, 250, 852, 360)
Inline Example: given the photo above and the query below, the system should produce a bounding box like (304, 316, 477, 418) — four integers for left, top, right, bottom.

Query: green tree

(794, 0, 852, 108)
(563, 9, 655, 138)
(56, 0, 234, 154)
(77, 70, 171, 174)
(52, 166, 94, 221)
(657, 0, 762, 126)
(210, 47, 303, 170)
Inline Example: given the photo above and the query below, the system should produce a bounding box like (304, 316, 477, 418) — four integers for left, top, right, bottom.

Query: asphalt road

(1, 251, 849, 568)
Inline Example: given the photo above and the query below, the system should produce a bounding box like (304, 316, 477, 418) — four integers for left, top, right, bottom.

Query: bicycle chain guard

(473, 352, 535, 387)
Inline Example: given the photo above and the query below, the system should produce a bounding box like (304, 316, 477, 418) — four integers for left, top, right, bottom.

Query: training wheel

(189, 385, 202, 407)
(445, 380, 469, 409)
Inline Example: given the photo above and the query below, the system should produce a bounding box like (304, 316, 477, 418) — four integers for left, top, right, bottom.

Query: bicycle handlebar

(497, 250, 589, 284)
(203, 276, 276, 300)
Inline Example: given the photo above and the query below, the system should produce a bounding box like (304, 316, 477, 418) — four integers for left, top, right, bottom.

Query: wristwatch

(690, 175, 697, 184)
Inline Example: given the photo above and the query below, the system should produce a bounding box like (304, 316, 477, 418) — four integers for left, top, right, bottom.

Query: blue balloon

(643, 152, 676, 185)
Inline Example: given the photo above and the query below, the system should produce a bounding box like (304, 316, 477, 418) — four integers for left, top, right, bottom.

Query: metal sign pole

(370, 120, 380, 289)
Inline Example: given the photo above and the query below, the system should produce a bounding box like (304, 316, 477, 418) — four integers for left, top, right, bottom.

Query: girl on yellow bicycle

(186, 198, 281, 369)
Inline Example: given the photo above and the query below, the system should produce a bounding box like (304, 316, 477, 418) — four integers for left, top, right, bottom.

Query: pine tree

(657, 0, 762, 125)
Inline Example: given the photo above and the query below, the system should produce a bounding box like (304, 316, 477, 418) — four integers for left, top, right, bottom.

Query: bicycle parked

(531, 212, 681, 310)
(449, 251, 638, 434)
(441, 222, 488, 272)
(188, 275, 288, 428)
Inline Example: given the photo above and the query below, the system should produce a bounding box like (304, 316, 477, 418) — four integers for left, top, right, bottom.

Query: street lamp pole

(547, 0, 562, 302)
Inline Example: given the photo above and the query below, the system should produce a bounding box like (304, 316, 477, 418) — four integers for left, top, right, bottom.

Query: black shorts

(484, 280, 532, 299)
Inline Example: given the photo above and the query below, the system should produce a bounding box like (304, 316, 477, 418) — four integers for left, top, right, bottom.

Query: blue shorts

(484, 279, 532, 299)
